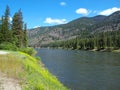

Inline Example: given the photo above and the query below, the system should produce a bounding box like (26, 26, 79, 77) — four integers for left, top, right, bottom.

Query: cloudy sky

(0, 0, 120, 28)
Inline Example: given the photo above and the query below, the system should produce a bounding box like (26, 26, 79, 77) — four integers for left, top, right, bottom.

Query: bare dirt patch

(0, 72, 21, 90)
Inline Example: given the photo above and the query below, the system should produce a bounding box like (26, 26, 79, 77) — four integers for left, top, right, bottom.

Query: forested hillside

(28, 11, 120, 48)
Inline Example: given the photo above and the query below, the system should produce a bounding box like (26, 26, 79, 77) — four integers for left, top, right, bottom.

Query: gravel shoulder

(0, 72, 21, 90)
(0, 50, 21, 90)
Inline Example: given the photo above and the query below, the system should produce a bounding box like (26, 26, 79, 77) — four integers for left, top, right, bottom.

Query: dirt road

(0, 70, 21, 90)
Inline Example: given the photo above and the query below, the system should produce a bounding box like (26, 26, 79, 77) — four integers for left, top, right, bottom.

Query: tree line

(45, 30, 120, 51)
(0, 6, 27, 49)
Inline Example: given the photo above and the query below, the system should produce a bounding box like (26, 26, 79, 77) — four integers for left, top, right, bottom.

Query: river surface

(36, 48, 120, 90)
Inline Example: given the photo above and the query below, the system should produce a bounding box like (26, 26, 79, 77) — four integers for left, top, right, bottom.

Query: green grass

(0, 51, 68, 90)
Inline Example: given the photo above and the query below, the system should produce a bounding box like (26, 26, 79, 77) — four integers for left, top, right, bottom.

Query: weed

(0, 51, 68, 90)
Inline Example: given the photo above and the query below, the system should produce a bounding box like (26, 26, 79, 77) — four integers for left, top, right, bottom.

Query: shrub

(0, 42, 18, 50)
(19, 47, 36, 56)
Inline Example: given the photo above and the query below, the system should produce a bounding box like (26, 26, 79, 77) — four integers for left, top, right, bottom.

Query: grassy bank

(0, 50, 68, 90)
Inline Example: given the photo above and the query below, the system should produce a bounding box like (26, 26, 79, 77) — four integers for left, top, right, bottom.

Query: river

(36, 48, 120, 90)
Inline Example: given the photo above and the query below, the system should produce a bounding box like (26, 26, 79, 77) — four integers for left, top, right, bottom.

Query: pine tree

(0, 17, 2, 43)
(0, 16, 4, 43)
(12, 9, 24, 48)
(0, 6, 28, 50)
(1, 6, 11, 42)
(23, 23, 28, 47)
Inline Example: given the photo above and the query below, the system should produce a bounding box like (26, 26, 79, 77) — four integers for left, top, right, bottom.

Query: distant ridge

(28, 11, 120, 46)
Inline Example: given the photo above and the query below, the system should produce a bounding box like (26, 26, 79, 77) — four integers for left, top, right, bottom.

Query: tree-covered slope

(28, 11, 120, 47)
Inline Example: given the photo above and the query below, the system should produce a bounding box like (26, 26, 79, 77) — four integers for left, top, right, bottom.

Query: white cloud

(76, 8, 90, 15)
(44, 17, 67, 24)
(99, 7, 120, 16)
(60, 2, 66, 6)
(33, 25, 40, 28)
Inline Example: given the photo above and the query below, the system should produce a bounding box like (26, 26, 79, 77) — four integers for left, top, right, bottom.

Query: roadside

(0, 51, 21, 90)
(0, 50, 68, 90)
(0, 72, 21, 90)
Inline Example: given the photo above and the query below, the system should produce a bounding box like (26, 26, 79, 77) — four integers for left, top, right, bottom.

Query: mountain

(90, 11, 120, 33)
(28, 11, 120, 47)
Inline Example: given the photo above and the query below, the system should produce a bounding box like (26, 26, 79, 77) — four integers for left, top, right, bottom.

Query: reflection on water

(36, 48, 120, 90)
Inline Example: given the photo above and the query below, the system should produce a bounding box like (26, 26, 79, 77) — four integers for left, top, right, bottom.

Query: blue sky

(0, 0, 120, 29)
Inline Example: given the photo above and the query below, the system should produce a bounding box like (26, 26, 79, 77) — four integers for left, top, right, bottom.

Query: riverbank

(48, 47, 120, 53)
(0, 50, 67, 90)
(36, 48, 120, 90)
(89, 48, 120, 53)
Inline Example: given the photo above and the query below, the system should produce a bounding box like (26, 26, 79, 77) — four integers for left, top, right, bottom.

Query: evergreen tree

(23, 23, 28, 47)
(12, 9, 24, 48)
(0, 16, 4, 43)
(0, 6, 28, 50)
(1, 6, 11, 42)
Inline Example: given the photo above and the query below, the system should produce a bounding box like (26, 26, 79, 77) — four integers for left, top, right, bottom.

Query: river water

(36, 48, 120, 90)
